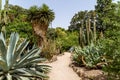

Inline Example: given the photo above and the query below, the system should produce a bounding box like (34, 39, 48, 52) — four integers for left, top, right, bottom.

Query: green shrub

(55, 31, 79, 52)
(41, 40, 58, 60)
(100, 38, 120, 80)
(73, 43, 105, 68)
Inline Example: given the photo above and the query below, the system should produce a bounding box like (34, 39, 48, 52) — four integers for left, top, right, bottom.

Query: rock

(70, 63, 106, 80)
(94, 74, 107, 80)
(84, 70, 103, 78)
(50, 55, 57, 62)
(77, 68, 85, 77)
(69, 63, 74, 68)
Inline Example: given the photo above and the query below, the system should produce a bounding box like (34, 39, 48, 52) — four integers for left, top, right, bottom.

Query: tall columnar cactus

(86, 17, 94, 45)
(93, 17, 96, 43)
(4, 0, 8, 24)
(86, 20, 90, 45)
(88, 17, 91, 44)
(0, 0, 2, 24)
(1, 0, 9, 38)
(79, 20, 84, 48)
(79, 16, 95, 48)
(0, 0, 2, 32)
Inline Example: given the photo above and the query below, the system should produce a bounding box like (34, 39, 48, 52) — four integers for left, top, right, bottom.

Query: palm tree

(28, 4, 55, 47)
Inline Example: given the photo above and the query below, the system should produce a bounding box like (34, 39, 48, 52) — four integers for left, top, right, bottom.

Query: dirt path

(46, 52, 81, 80)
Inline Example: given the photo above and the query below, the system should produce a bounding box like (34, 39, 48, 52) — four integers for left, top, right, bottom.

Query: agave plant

(0, 32, 50, 80)
(73, 43, 105, 68)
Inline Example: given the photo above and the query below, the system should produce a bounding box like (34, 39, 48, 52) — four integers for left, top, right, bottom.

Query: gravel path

(46, 52, 80, 80)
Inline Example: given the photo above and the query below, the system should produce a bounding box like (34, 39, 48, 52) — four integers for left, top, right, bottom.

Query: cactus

(86, 20, 90, 45)
(79, 20, 84, 48)
(0, 0, 1, 23)
(93, 17, 96, 43)
(0, 0, 2, 31)
(4, 0, 8, 24)
(1, 0, 9, 38)
(79, 15, 96, 48)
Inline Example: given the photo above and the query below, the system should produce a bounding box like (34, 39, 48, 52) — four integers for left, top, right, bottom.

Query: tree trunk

(31, 20, 48, 48)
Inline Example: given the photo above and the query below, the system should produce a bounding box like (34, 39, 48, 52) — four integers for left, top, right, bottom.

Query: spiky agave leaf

(0, 32, 50, 80)
(14, 39, 29, 63)
(0, 56, 8, 71)
(0, 32, 6, 60)
(6, 32, 19, 69)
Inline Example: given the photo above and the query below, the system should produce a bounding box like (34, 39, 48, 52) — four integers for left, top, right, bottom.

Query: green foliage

(28, 4, 55, 25)
(79, 22, 94, 48)
(95, 0, 116, 34)
(6, 5, 38, 45)
(68, 10, 88, 31)
(94, 1, 120, 79)
(41, 40, 58, 60)
(73, 43, 105, 68)
(99, 38, 120, 80)
(46, 27, 79, 53)
(68, 10, 96, 31)
(6, 21, 37, 45)
(0, 32, 50, 80)
(47, 28, 57, 40)
(99, 31, 120, 79)
(0, 0, 9, 33)
(55, 31, 79, 52)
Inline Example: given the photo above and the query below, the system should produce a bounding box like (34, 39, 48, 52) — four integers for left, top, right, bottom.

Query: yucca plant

(0, 32, 50, 80)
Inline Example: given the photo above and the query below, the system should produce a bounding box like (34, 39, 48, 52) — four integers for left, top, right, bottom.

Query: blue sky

(3, 0, 119, 29)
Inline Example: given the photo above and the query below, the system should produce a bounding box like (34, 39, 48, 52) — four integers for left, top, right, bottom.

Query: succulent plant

(0, 32, 50, 80)
(79, 17, 96, 48)
(73, 43, 105, 68)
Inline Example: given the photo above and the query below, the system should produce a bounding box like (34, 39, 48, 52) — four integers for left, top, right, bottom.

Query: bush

(41, 40, 59, 60)
(100, 38, 120, 80)
(73, 43, 105, 68)
(55, 31, 79, 52)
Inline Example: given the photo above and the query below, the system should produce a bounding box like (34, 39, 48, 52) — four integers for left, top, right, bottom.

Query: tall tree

(95, 0, 114, 37)
(68, 11, 88, 31)
(68, 10, 96, 31)
(28, 4, 55, 47)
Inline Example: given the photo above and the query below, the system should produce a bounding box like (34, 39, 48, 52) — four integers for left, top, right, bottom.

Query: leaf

(0, 57, 8, 71)
(0, 39, 6, 60)
(0, 32, 6, 46)
(7, 73, 12, 80)
(6, 32, 19, 69)
(17, 48, 39, 65)
(24, 68, 48, 79)
(35, 65, 51, 73)
(0, 33, 7, 60)
(12, 75, 22, 80)
(16, 58, 46, 69)
(14, 39, 29, 63)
